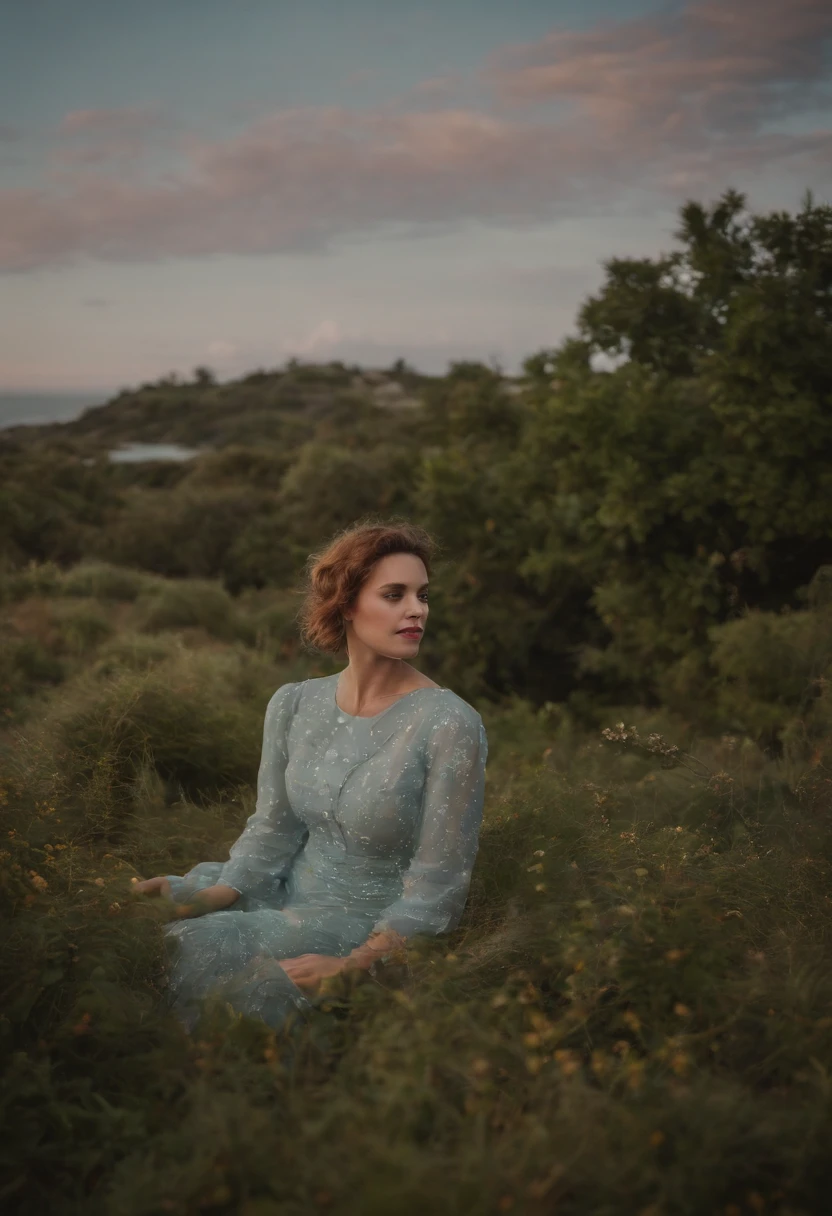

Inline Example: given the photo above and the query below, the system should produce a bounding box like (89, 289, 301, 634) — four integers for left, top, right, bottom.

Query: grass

(2, 573, 832, 1214)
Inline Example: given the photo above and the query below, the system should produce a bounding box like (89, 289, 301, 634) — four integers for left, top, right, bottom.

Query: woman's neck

(336, 658, 418, 716)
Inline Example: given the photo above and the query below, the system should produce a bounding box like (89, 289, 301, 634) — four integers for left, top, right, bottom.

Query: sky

(0, 0, 830, 393)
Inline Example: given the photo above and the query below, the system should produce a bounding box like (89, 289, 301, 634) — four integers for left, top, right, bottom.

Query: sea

(0, 391, 109, 431)
(0, 392, 200, 461)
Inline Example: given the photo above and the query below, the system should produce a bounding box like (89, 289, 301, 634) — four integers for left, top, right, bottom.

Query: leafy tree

(509, 189, 832, 704)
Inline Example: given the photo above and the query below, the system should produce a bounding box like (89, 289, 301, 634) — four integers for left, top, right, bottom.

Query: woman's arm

(363, 704, 488, 942)
(216, 681, 308, 902)
(277, 705, 487, 990)
(130, 876, 240, 917)
(344, 927, 408, 971)
(172, 882, 241, 918)
(132, 683, 306, 916)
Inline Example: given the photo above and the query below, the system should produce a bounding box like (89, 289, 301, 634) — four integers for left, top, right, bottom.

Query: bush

(6, 646, 277, 845)
(3, 705, 832, 1214)
(92, 486, 279, 586)
(90, 630, 183, 679)
(59, 561, 148, 602)
(56, 606, 116, 657)
(133, 579, 253, 645)
(0, 560, 65, 605)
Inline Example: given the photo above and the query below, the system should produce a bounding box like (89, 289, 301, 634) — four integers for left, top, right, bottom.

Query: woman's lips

(397, 629, 423, 637)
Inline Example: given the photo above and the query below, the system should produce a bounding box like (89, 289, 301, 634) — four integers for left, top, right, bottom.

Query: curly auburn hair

(297, 518, 438, 655)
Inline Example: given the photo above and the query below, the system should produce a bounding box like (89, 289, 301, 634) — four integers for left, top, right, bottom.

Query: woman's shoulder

(420, 686, 486, 733)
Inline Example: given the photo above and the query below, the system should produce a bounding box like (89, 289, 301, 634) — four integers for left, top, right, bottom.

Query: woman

(132, 521, 488, 1031)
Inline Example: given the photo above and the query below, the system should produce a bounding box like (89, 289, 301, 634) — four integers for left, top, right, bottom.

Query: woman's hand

(277, 954, 349, 993)
(130, 876, 173, 899)
(129, 878, 240, 919)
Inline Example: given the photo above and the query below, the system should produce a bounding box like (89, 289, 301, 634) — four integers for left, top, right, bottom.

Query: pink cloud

(0, 0, 829, 273)
(58, 104, 168, 135)
(486, 0, 832, 136)
(51, 104, 176, 171)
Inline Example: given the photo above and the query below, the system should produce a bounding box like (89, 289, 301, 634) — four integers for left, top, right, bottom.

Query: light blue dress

(161, 673, 488, 1030)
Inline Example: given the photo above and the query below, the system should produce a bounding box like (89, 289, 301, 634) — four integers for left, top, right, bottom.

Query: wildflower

(649, 1130, 665, 1147)
(590, 1050, 610, 1076)
(669, 1051, 691, 1076)
(29, 871, 48, 892)
(626, 1059, 646, 1091)
(553, 1049, 581, 1076)
(517, 983, 540, 1005)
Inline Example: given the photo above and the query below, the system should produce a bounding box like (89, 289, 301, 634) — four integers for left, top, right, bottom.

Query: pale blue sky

(0, 0, 829, 391)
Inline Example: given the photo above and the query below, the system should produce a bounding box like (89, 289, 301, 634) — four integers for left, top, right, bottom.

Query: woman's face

(343, 552, 429, 658)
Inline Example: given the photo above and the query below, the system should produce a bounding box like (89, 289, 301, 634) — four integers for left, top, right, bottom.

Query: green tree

(511, 189, 832, 704)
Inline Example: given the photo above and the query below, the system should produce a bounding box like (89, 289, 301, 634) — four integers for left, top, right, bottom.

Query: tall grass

(3, 662, 832, 1213)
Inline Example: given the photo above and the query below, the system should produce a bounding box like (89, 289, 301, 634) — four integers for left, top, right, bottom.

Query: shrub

(7, 646, 275, 844)
(133, 579, 253, 645)
(0, 560, 64, 605)
(59, 561, 148, 602)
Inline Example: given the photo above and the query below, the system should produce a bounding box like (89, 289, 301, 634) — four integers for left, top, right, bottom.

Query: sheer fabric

(162, 674, 488, 1030)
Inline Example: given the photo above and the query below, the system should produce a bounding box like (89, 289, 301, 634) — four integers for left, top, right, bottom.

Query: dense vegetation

(2, 189, 832, 1213)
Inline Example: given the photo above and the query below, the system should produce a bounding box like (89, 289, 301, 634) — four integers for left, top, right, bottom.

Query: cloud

(58, 104, 169, 136)
(486, 0, 832, 137)
(205, 339, 240, 360)
(82, 296, 112, 308)
(52, 104, 175, 169)
(291, 320, 345, 355)
(0, 0, 829, 273)
(0, 123, 21, 143)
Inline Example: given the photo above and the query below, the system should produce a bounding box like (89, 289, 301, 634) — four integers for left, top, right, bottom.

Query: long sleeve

(371, 703, 488, 940)
(217, 681, 308, 902)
